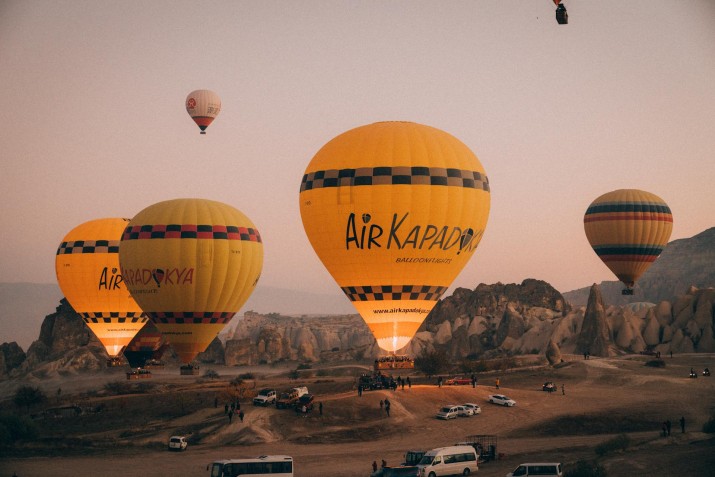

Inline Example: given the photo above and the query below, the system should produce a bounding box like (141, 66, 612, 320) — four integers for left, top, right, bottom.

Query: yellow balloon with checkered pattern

(300, 122, 491, 352)
(118, 198, 263, 364)
(55, 218, 147, 358)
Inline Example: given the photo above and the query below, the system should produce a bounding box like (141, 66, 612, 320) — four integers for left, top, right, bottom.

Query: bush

(645, 359, 666, 368)
(238, 372, 254, 380)
(0, 413, 39, 445)
(297, 363, 312, 370)
(13, 385, 47, 412)
(203, 369, 219, 379)
(595, 433, 630, 456)
(565, 460, 607, 477)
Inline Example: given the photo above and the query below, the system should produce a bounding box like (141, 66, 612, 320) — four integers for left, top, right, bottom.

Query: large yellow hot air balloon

(118, 198, 263, 364)
(185, 89, 221, 134)
(55, 218, 147, 358)
(300, 121, 491, 352)
(584, 189, 673, 295)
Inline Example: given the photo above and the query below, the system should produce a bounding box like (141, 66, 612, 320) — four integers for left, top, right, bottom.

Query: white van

(506, 462, 563, 477)
(417, 445, 478, 476)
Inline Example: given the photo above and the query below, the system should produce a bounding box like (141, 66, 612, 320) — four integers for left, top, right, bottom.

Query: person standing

(561, 384, 565, 395)
(379, 400, 384, 411)
(471, 375, 476, 388)
(319, 401, 323, 416)
(384, 398, 391, 417)
(496, 377, 500, 389)
(239, 410, 244, 423)
(228, 410, 233, 423)
(224, 403, 229, 415)
(372, 461, 378, 473)
(407, 376, 411, 389)
(680, 416, 685, 433)
(666, 419, 671, 436)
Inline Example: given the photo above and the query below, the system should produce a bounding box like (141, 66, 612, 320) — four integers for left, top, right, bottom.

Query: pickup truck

(252, 388, 276, 406)
(276, 389, 299, 409)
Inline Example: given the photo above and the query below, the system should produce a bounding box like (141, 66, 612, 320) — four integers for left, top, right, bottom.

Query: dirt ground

(1, 354, 714, 477)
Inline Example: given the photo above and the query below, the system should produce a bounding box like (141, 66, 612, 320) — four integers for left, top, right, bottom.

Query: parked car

(444, 376, 471, 385)
(542, 382, 556, 392)
(463, 403, 482, 415)
(294, 393, 315, 413)
(436, 405, 461, 420)
(252, 388, 277, 406)
(488, 394, 517, 407)
(168, 435, 188, 451)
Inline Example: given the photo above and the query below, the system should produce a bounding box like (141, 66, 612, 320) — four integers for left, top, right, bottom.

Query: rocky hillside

(564, 227, 715, 306)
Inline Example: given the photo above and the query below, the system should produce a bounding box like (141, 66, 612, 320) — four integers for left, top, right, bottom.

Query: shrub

(238, 372, 254, 380)
(595, 433, 630, 456)
(0, 413, 39, 445)
(13, 385, 47, 413)
(297, 363, 312, 370)
(645, 359, 666, 368)
(565, 460, 607, 477)
(203, 369, 219, 379)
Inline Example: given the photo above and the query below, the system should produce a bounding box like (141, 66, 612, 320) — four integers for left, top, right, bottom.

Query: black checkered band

(341, 285, 447, 302)
(82, 314, 147, 323)
(149, 311, 235, 325)
(300, 167, 489, 192)
(57, 240, 120, 255)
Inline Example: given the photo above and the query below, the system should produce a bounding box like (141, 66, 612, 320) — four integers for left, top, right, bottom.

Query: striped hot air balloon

(583, 189, 673, 294)
(55, 218, 148, 358)
(185, 90, 221, 134)
(300, 121, 491, 352)
(118, 198, 263, 365)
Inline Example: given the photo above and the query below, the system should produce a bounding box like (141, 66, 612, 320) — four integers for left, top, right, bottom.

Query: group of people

(661, 417, 686, 436)
(224, 400, 244, 424)
(371, 459, 388, 473)
(379, 398, 391, 417)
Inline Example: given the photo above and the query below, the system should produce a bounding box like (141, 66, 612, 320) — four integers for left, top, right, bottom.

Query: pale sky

(1, 0, 714, 298)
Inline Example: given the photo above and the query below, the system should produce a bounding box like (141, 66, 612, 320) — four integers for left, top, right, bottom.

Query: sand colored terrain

(1, 354, 714, 477)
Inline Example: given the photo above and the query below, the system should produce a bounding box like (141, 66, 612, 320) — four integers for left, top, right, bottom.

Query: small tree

(414, 347, 449, 378)
(13, 386, 47, 413)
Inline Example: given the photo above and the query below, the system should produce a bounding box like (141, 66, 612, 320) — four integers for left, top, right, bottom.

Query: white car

(464, 403, 482, 415)
(487, 394, 516, 407)
(436, 405, 461, 419)
(168, 436, 188, 451)
(457, 405, 474, 417)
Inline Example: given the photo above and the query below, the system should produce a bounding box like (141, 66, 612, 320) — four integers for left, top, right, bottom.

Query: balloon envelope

(299, 121, 491, 352)
(185, 89, 221, 134)
(584, 189, 673, 289)
(119, 198, 263, 364)
(55, 218, 147, 357)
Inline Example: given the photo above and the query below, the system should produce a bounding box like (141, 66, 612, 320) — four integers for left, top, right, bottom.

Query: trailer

(459, 435, 498, 463)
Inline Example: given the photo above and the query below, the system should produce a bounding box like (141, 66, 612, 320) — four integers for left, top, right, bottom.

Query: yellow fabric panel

(89, 320, 149, 357)
(159, 323, 225, 364)
(55, 218, 146, 357)
(119, 198, 263, 364)
(300, 122, 490, 352)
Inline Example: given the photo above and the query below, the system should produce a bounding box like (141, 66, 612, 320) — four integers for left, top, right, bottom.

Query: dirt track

(2, 354, 714, 477)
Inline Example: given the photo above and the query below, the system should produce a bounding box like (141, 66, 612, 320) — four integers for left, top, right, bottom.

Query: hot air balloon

(118, 198, 263, 365)
(185, 90, 221, 134)
(299, 121, 491, 353)
(55, 218, 148, 361)
(584, 189, 673, 295)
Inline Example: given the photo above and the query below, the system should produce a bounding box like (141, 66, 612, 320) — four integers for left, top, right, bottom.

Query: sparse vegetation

(13, 386, 47, 413)
(645, 359, 666, 368)
(0, 413, 38, 446)
(595, 433, 630, 456)
(564, 460, 607, 477)
(203, 369, 219, 379)
(297, 362, 312, 370)
(414, 347, 449, 377)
